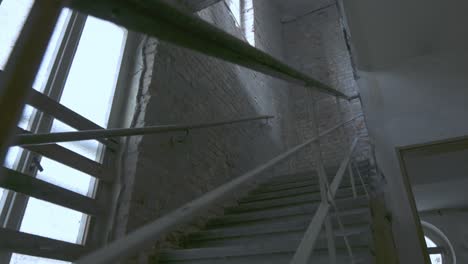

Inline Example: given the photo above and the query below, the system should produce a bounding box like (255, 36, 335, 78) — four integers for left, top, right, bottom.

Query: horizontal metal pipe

(74, 115, 362, 264)
(13, 115, 274, 146)
(63, 0, 349, 99)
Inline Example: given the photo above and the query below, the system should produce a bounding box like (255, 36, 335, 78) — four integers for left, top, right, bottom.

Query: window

(225, 0, 255, 46)
(0, 1, 126, 263)
(422, 221, 456, 264)
(242, 0, 255, 46)
(226, 0, 241, 27)
(426, 236, 443, 264)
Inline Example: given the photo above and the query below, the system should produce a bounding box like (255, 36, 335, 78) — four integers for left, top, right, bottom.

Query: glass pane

(227, 0, 241, 26)
(0, 0, 69, 91)
(429, 254, 443, 264)
(36, 158, 94, 197)
(10, 254, 70, 264)
(60, 16, 125, 128)
(19, 198, 85, 243)
(0, 0, 33, 69)
(51, 120, 100, 161)
(425, 236, 437, 247)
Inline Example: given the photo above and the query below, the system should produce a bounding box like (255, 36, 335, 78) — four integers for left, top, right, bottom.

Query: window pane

(36, 157, 95, 197)
(0, 0, 70, 91)
(60, 16, 125, 128)
(226, 0, 241, 27)
(51, 120, 100, 161)
(11, 254, 70, 264)
(0, 0, 33, 69)
(429, 254, 443, 264)
(19, 198, 85, 244)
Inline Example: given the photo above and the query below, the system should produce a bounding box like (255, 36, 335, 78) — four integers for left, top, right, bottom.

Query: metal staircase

(158, 167, 374, 264)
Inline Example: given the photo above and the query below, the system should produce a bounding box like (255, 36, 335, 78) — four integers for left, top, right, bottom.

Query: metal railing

(13, 115, 273, 146)
(0, 1, 370, 263)
(70, 114, 365, 264)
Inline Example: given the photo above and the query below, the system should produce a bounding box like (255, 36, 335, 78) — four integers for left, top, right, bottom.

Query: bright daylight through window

(0, 0, 126, 263)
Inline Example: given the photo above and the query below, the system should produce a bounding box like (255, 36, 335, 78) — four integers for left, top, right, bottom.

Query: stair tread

(161, 241, 371, 261)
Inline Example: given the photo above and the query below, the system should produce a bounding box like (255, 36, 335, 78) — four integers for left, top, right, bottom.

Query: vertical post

(0, 0, 63, 162)
(353, 162, 370, 199)
(348, 164, 357, 198)
(312, 142, 337, 264)
(310, 98, 336, 264)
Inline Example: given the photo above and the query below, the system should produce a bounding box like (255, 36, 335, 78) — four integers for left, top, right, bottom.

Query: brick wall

(113, 0, 292, 247)
(112, 1, 369, 261)
(282, 3, 369, 172)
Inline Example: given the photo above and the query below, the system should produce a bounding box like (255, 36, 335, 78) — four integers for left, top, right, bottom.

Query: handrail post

(353, 162, 370, 199)
(348, 164, 358, 198)
(311, 99, 336, 264)
(312, 142, 337, 264)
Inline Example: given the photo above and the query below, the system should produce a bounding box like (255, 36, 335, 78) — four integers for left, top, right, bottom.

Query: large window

(0, 1, 126, 263)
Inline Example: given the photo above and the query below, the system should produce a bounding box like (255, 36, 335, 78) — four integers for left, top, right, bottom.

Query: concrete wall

(113, 0, 291, 252)
(356, 50, 468, 263)
(281, 3, 368, 172)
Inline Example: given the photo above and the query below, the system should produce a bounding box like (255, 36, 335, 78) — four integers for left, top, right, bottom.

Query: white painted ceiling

(341, 0, 468, 70)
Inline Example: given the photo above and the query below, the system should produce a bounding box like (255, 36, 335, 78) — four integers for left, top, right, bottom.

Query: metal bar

(0, 167, 102, 216)
(13, 115, 274, 146)
(328, 200, 355, 264)
(314, 146, 337, 264)
(74, 118, 361, 264)
(0, 1, 63, 164)
(348, 164, 357, 198)
(0, 227, 89, 261)
(63, 0, 349, 99)
(353, 162, 370, 199)
(27, 83, 118, 149)
(290, 137, 360, 264)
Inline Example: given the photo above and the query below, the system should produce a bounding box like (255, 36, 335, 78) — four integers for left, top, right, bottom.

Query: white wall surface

(357, 50, 468, 263)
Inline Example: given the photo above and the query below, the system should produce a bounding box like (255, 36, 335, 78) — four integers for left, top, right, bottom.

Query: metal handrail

(290, 137, 360, 264)
(74, 116, 362, 264)
(13, 115, 274, 146)
(64, 0, 349, 99)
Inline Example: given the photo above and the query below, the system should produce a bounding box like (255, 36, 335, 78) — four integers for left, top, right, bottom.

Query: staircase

(158, 166, 375, 264)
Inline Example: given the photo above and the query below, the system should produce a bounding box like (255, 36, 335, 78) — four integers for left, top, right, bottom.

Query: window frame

(0, 4, 130, 262)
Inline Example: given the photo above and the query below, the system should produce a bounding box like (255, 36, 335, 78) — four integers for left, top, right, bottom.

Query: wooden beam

(0, 167, 102, 216)
(0, 227, 89, 261)
(64, 0, 349, 99)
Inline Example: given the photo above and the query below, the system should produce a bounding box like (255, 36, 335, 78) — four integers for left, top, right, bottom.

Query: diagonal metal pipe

(63, 0, 349, 99)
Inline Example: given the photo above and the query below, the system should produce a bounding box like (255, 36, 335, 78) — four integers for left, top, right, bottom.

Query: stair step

(253, 180, 366, 195)
(192, 211, 370, 241)
(159, 243, 372, 263)
(208, 196, 369, 228)
(235, 186, 367, 213)
(187, 224, 371, 248)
